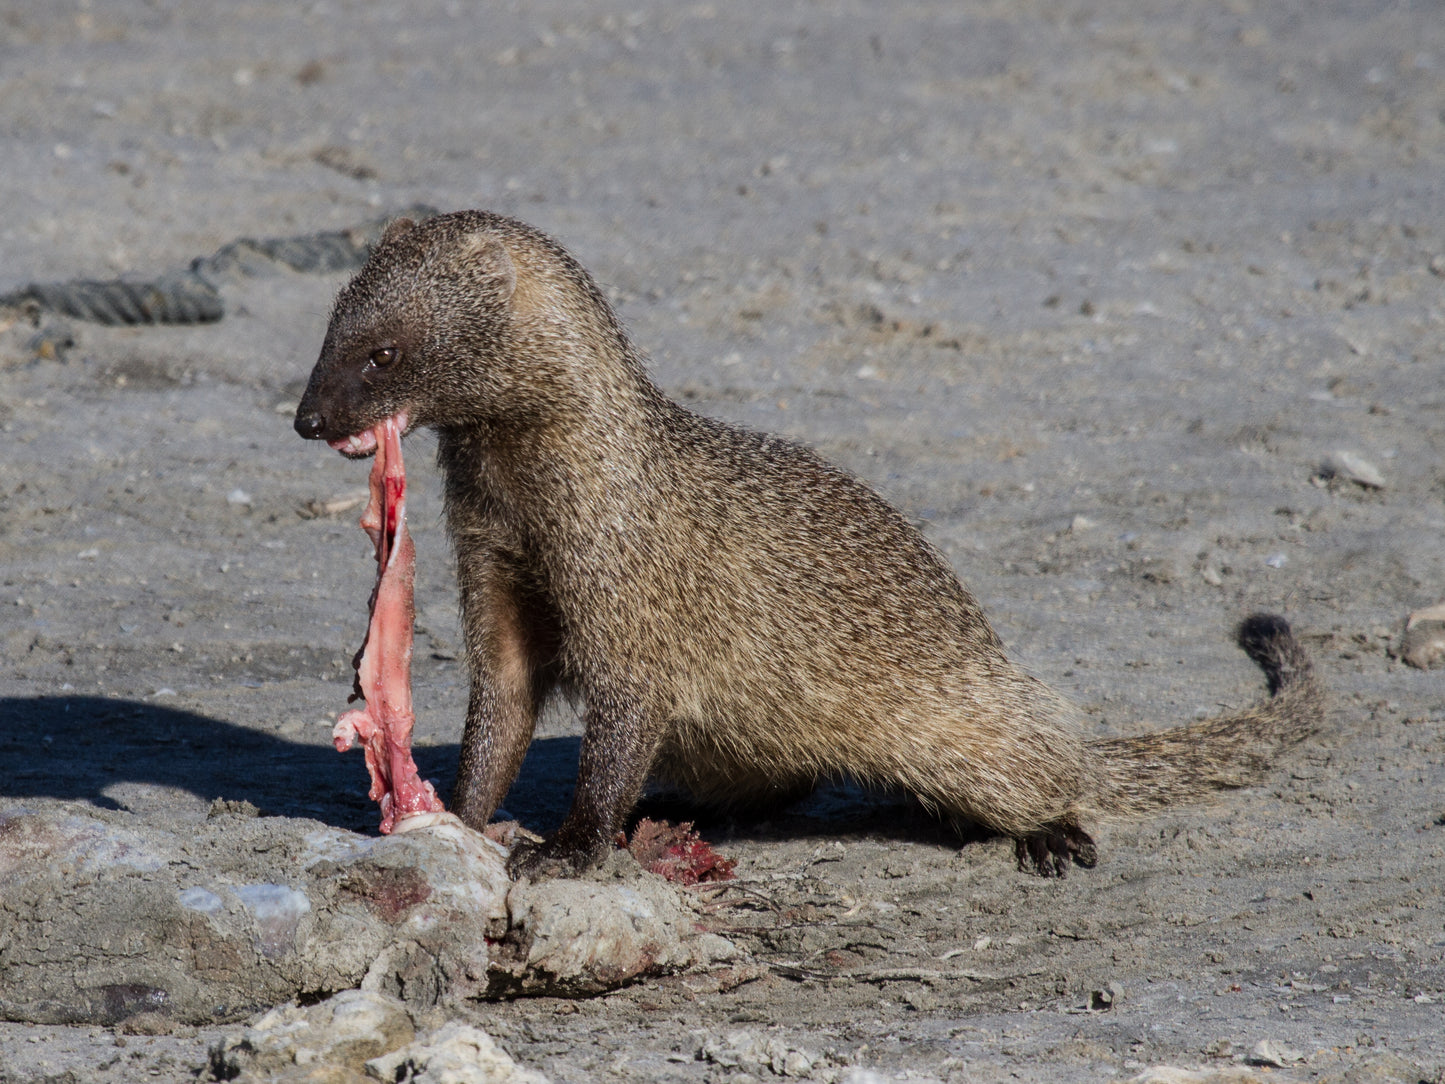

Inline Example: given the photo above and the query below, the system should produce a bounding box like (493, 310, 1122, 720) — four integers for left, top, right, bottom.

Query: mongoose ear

(379, 217, 417, 246)
(461, 233, 517, 303)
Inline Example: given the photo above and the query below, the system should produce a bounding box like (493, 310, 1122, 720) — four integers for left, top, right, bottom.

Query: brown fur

(294, 211, 1326, 878)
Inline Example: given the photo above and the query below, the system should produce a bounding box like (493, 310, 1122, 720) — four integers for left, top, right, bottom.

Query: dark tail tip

(1236, 612, 1297, 696)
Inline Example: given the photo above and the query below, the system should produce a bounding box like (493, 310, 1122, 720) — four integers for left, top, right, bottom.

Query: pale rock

(1248, 1039, 1305, 1067)
(366, 1021, 550, 1084)
(210, 990, 414, 1077)
(1398, 602, 1445, 670)
(1321, 451, 1385, 489)
(1128, 1068, 1272, 1083)
(0, 804, 737, 1023)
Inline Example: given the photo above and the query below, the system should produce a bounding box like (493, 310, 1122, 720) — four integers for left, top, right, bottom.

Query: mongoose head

(295, 211, 547, 456)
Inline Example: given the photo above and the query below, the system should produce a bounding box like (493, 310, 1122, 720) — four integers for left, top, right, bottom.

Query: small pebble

(27, 322, 75, 362)
(782, 1049, 814, 1076)
(299, 489, 369, 518)
(1398, 602, 1445, 670)
(902, 987, 937, 1012)
(1090, 981, 1125, 1010)
(1320, 450, 1385, 489)
(1248, 1039, 1303, 1067)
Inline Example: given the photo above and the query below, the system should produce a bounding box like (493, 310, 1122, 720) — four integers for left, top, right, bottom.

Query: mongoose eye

(369, 346, 399, 369)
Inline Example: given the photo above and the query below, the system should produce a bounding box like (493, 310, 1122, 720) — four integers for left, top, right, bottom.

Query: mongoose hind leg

(1013, 816, 1098, 878)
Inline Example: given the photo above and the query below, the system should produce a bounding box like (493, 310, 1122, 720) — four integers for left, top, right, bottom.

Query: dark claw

(1015, 820, 1098, 877)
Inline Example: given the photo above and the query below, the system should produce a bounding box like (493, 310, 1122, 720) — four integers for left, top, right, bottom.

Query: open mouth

(327, 410, 409, 457)
(328, 430, 378, 456)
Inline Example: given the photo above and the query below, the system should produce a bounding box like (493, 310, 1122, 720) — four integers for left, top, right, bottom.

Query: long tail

(1088, 613, 1326, 816)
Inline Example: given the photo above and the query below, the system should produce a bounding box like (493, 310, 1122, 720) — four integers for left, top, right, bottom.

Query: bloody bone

(330, 413, 445, 833)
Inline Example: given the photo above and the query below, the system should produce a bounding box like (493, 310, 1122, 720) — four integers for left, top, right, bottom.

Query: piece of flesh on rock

(331, 413, 445, 833)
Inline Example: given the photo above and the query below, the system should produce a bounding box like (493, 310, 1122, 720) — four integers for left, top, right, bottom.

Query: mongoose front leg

(508, 685, 660, 879)
(450, 580, 548, 831)
(452, 681, 539, 830)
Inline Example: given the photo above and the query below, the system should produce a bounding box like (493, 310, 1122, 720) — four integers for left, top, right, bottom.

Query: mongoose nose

(294, 410, 326, 440)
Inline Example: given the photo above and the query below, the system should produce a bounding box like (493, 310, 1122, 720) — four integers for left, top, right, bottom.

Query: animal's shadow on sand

(0, 696, 973, 851)
(0, 695, 561, 834)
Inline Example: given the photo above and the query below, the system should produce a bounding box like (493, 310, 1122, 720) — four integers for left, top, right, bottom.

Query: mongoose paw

(506, 834, 605, 881)
(1014, 820, 1098, 878)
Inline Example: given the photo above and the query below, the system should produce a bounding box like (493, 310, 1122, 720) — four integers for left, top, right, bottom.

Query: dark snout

(293, 382, 330, 440)
(294, 403, 326, 439)
(291, 360, 386, 455)
(293, 360, 348, 442)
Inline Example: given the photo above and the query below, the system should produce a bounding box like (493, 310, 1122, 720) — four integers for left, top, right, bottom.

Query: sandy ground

(2, 0, 1444, 1080)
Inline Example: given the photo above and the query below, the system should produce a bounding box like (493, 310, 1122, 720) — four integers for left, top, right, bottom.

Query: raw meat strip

(331, 413, 445, 833)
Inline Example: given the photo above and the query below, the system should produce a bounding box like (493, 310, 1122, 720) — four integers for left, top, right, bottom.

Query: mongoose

(294, 210, 1325, 878)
